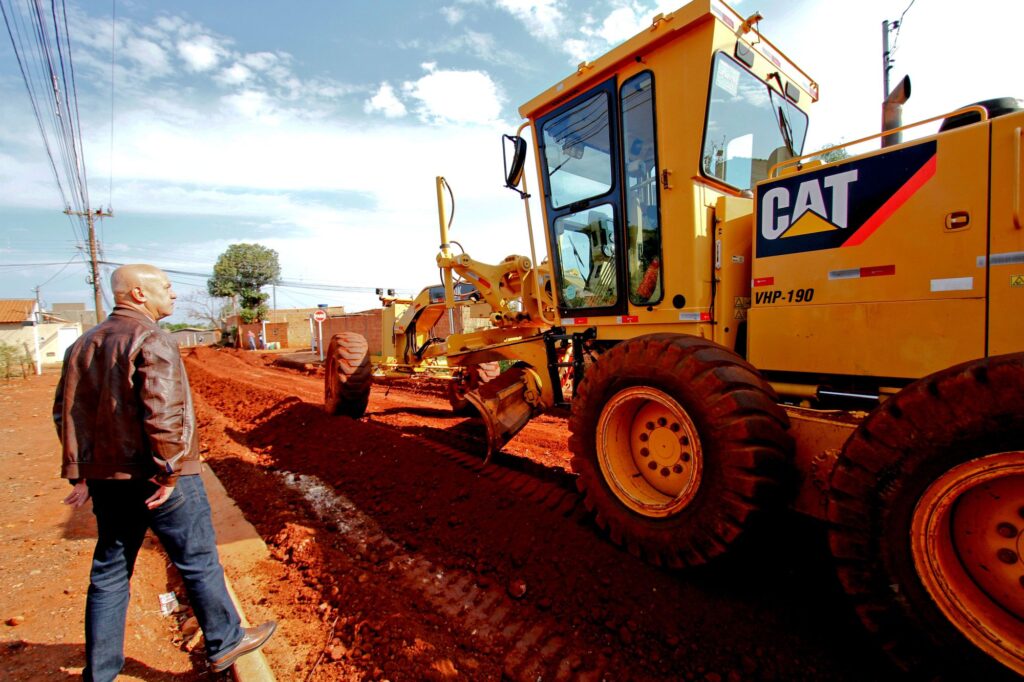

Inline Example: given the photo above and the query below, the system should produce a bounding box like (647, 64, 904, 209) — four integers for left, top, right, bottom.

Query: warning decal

(756, 141, 937, 258)
(1011, 274, 1024, 288)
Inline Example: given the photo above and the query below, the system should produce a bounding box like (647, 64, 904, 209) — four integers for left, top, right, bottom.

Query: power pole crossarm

(65, 207, 113, 320)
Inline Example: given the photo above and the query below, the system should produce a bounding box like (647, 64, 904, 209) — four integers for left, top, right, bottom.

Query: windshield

(701, 52, 808, 191)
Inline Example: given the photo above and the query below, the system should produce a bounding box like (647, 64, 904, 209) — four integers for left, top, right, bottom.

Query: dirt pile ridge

(183, 347, 897, 681)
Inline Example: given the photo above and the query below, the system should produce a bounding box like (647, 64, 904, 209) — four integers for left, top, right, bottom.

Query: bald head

(111, 264, 176, 321)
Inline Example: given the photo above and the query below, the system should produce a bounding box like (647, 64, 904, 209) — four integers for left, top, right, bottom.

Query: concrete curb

(201, 466, 276, 682)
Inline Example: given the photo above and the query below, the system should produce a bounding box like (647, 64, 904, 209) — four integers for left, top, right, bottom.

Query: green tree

(207, 243, 281, 324)
(815, 143, 850, 164)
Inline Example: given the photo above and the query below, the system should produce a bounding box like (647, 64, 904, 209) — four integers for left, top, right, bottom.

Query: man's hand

(145, 478, 176, 509)
(63, 480, 90, 508)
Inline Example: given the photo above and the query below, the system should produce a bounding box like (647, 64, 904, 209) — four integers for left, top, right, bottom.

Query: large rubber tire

(569, 334, 792, 568)
(447, 362, 501, 415)
(828, 353, 1024, 679)
(324, 332, 372, 418)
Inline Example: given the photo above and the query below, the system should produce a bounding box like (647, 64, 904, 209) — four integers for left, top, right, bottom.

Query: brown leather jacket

(54, 307, 202, 485)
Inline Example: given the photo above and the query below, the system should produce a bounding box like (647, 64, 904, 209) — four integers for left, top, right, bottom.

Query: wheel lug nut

(640, 447, 650, 457)
(660, 467, 670, 477)
(681, 452, 691, 462)
(648, 461, 658, 471)
(680, 436, 690, 446)
(657, 417, 667, 427)
(673, 464, 683, 474)
(670, 423, 680, 432)
(646, 421, 655, 431)
(997, 522, 1018, 539)
(996, 549, 1018, 565)
(1018, 506, 1024, 520)
(639, 433, 649, 442)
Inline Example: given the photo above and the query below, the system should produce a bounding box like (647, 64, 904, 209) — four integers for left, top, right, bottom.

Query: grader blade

(464, 365, 536, 461)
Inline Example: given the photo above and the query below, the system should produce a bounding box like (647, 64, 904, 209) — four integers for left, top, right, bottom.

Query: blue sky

(2, 0, 1021, 322)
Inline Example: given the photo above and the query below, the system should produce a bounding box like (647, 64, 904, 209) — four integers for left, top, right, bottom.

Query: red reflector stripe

(700, 312, 711, 321)
(620, 315, 639, 324)
(844, 155, 937, 248)
(860, 264, 896, 277)
(753, 277, 775, 287)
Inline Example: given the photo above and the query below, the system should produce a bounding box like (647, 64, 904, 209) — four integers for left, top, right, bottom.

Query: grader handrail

(769, 105, 990, 178)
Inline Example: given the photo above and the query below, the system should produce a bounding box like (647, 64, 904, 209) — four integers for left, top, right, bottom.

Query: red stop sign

(313, 309, 327, 322)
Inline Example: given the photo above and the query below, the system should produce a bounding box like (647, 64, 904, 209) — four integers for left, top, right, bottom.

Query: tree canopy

(207, 243, 281, 323)
(815, 143, 850, 164)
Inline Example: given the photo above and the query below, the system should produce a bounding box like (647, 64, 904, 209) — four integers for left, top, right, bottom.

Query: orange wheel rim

(911, 451, 1024, 675)
(596, 386, 702, 518)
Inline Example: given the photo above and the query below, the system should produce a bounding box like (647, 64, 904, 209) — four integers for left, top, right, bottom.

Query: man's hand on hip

(63, 480, 90, 508)
(145, 479, 176, 509)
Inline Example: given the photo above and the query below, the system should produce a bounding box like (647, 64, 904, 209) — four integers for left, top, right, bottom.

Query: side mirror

(503, 134, 527, 191)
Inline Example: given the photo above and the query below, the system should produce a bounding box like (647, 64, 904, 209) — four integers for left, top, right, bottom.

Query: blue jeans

(83, 475, 243, 682)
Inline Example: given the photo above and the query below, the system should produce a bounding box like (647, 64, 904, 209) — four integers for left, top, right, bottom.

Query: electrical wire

(36, 252, 83, 288)
(108, 0, 115, 209)
(890, 0, 916, 55)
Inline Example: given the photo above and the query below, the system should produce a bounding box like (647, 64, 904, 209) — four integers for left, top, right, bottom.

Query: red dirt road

(184, 347, 899, 681)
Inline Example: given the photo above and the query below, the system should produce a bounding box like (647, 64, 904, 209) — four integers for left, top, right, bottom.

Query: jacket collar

(110, 306, 160, 328)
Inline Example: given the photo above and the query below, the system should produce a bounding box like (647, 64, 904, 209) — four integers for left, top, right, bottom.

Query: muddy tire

(569, 334, 792, 568)
(448, 362, 501, 415)
(324, 333, 372, 418)
(828, 353, 1024, 679)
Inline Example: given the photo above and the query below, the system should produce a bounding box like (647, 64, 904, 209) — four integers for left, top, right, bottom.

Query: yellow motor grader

(323, 281, 498, 417)
(324, 0, 1023, 676)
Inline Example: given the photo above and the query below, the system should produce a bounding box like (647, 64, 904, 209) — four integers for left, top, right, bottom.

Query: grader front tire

(828, 353, 1024, 679)
(569, 334, 792, 568)
(324, 332, 372, 418)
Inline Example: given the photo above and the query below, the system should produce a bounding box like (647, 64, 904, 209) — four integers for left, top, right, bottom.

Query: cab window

(542, 92, 613, 209)
(553, 203, 618, 309)
(621, 72, 662, 305)
(701, 52, 808, 191)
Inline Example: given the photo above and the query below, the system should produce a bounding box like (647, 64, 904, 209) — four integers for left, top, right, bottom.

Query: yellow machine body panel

(988, 112, 1024, 355)
(521, 0, 814, 348)
(749, 122, 994, 379)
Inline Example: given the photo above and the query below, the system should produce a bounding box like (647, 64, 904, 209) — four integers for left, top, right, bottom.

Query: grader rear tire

(828, 353, 1024, 679)
(448, 362, 500, 415)
(569, 334, 792, 568)
(324, 332, 371, 418)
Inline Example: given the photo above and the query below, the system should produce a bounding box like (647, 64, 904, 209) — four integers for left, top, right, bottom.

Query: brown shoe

(209, 621, 277, 673)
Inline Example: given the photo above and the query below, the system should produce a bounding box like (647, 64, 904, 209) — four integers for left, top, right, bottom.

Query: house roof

(0, 299, 35, 324)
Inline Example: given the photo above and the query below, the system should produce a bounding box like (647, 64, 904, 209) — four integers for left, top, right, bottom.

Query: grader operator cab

(325, 0, 1024, 677)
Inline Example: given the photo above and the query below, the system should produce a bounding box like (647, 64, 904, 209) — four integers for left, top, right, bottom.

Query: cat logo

(756, 141, 937, 258)
(761, 169, 858, 240)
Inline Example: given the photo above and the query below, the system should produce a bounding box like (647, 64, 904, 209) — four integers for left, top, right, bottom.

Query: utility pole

(882, 19, 893, 100)
(881, 18, 911, 147)
(65, 206, 113, 320)
(31, 286, 43, 375)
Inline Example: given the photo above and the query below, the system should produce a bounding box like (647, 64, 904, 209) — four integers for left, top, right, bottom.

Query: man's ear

(130, 285, 146, 303)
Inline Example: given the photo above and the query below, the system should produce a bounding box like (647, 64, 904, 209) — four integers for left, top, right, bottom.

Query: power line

(96, 260, 409, 295)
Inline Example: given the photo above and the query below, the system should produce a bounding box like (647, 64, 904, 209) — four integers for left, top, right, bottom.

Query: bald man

(54, 264, 275, 680)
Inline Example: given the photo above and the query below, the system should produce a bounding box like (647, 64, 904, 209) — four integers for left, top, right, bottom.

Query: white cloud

(494, 0, 563, 40)
(122, 37, 171, 76)
(221, 90, 279, 122)
(591, 6, 647, 44)
(364, 83, 408, 118)
(441, 6, 465, 24)
(217, 63, 253, 86)
(240, 51, 280, 71)
(177, 35, 227, 72)
(402, 67, 503, 124)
